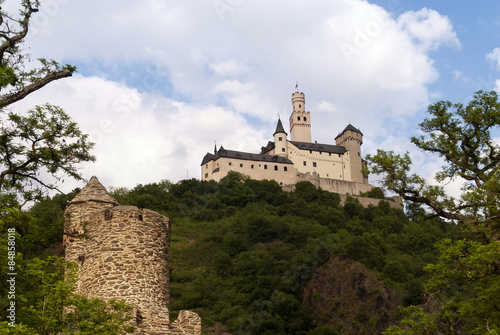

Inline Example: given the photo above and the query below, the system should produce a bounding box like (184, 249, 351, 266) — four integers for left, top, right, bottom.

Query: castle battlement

(64, 176, 201, 335)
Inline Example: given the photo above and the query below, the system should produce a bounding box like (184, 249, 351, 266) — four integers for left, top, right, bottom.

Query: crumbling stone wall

(64, 176, 201, 335)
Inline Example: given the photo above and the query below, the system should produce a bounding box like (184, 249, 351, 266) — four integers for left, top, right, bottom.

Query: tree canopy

(367, 91, 500, 334)
(0, 0, 93, 204)
(0, 2, 132, 334)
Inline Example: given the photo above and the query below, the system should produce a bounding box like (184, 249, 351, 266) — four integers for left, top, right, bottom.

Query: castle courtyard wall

(203, 156, 296, 186)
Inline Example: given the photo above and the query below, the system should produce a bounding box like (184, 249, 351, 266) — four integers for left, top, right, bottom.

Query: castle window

(284, 167, 288, 171)
(358, 152, 360, 156)
(304, 117, 307, 121)
(205, 173, 208, 178)
(229, 162, 232, 166)
(310, 150, 312, 154)
(298, 116, 301, 121)
(319, 151, 322, 155)
(313, 162, 317, 167)
(251, 165, 254, 169)
(282, 148, 285, 152)
(240, 163, 243, 167)
(279, 137, 283, 141)
(274, 165, 278, 171)
(303, 161, 306, 166)
(299, 104, 301, 108)
(329, 153, 331, 156)
(264, 165, 268, 169)
(206, 164, 208, 168)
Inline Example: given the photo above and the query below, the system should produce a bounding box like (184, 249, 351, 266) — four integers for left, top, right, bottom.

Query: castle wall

(335, 129, 364, 184)
(286, 142, 350, 180)
(78, 206, 171, 331)
(291, 171, 372, 195)
(64, 177, 201, 335)
(338, 194, 404, 210)
(283, 173, 403, 210)
(202, 156, 296, 186)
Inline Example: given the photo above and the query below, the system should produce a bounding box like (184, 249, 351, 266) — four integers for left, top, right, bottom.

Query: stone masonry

(63, 176, 201, 335)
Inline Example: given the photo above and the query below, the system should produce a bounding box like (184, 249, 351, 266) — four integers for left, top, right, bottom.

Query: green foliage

(0, 1, 76, 108)
(0, 1, 86, 204)
(113, 175, 460, 334)
(360, 187, 386, 199)
(383, 307, 439, 335)
(2, 170, 463, 334)
(0, 105, 95, 202)
(0, 256, 134, 334)
(366, 91, 500, 333)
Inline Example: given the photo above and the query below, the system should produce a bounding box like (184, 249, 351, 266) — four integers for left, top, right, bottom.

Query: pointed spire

(68, 176, 119, 206)
(273, 118, 287, 136)
(335, 124, 363, 139)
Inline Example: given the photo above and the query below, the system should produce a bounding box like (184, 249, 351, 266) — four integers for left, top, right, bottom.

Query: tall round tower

(64, 177, 176, 333)
(289, 91, 311, 143)
(335, 125, 365, 184)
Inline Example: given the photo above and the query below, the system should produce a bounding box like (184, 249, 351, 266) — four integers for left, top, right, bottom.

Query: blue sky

(6, 0, 500, 193)
(374, 0, 500, 103)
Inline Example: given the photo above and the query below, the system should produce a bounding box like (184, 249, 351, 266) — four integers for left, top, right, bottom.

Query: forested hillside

(0, 170, 465, 334)
(108, 171, 462, 334)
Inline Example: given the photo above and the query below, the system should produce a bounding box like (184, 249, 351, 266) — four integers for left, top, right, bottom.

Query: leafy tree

(0, 1, 76, 107)
(367, 91, 500, 334)
(0, 2, 134, 333)
(0, 256, 135, 334)
(0, 1, 93, 204)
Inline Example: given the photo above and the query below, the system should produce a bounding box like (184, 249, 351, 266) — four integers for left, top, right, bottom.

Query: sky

(4, 0, 500, 194)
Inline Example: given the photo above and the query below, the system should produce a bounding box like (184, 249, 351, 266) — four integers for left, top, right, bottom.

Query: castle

(201, 91, 376, 197)
(63, 176, 201, 335)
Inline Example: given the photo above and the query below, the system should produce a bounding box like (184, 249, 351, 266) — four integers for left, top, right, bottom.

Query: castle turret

(289, 91, 311, 142)
(64, 176, 201, 334)
(335, 124, 365, 184)
(273, 118, 288, 157)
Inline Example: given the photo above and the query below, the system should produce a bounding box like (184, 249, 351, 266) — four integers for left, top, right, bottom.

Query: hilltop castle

(63, 176, 201, 335)
(201, 91, 375, 197)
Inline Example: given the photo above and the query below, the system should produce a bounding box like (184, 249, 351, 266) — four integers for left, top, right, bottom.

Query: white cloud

(486, 48, 500, 71)
(494, 79, 500, 93)
(396, 8, 460, 51)
(10, 75, 266, 191)
(6, 0, 461, 190)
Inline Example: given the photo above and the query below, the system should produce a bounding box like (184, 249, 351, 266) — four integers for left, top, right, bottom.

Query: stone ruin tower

(63, 176, 201, 334)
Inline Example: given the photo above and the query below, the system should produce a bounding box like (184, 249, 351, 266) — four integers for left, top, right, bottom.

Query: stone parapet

(64, 176, 201, 335)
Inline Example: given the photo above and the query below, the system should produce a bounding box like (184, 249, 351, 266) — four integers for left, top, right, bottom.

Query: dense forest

(1, 171, 464, 334)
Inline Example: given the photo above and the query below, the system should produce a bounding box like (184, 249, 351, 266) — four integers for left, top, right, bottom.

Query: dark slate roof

(273, 119, 287, 136)
(335, 124, 363, 139)
(260, 141, 275, 155)
(201, 153, 216, 165)
(201, 146, 293, 165)
(289, 141, 347, 154)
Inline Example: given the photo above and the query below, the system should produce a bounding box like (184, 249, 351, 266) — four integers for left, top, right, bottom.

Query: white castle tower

(289, 91, 311, 142)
